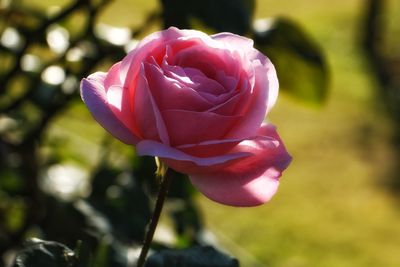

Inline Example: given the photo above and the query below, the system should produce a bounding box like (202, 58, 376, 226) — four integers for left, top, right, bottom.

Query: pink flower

(80, 27, 291, 207)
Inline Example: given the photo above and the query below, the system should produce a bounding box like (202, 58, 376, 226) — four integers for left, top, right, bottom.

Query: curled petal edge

(189, 124, 292, 207)
(135, 139, 253, 174)
(80, 73, 139, 145)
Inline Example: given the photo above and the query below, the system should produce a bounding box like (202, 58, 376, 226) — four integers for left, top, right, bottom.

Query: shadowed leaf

(12, 239, 76, 267)
(144, 246, 239, 267)
(254, 17, 329, 105)
(160, 0, 254, 35)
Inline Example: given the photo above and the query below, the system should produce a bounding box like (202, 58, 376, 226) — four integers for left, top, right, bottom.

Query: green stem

(136, 168, 172, 267)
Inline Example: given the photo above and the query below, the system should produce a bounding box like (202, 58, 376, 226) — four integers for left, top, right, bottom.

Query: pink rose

(80, 27, 291, 207)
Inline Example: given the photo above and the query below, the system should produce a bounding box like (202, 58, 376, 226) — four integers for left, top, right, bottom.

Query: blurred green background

(1, 0, 400, 267)
(201, 1, 400, 267)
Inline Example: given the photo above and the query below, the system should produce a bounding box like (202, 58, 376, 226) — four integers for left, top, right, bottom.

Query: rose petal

(121, 27, 183, 86)
(215, 70, 238, 92)
(190, 73, 227, 95)
(189, 124, 291, 207)
(211, 32, 254, 54)
(192, 74, 245, 106)
(226, 60, 277, 138)
(258, 56, 279, 114)
(143, 62, 213, 112)
(80, 73, 139, 145)
(162, 109, 241, 146)
(132, 65, 170, 144)
(205, 78, 250, 116)
(172, 43, 240, 78)
(136, 139, 251, 174)
(104, 62, 123, 89)
(191, 169, 280, 207)
(121, 27, 211, 89)
(205, 92, 243, 115)
(177, 138, 248, 157)
(212, 32, 279, 113)
(162, 65, 201, 88)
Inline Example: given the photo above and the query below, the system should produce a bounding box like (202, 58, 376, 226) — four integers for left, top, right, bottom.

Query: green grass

(31, 0, 400, 266)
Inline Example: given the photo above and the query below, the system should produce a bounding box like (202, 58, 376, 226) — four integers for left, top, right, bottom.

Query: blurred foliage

(361, 0, 400, 133)
(0, 0, 328, 266)
(160, 0, 255, 35)
(361, 0, 400, 192)
(253, 18, 329, 105)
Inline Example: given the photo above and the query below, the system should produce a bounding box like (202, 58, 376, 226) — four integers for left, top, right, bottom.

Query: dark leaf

(144, 246, 239, 267)
(74, 237, 128, 267)
(38, 196, 94, 248)
(170, 201, 203, 246)
(168, 171, 202, 245)
(12, 239, 76, 267)
(189, 0, 254, 34)
(167, 171, 195, 200)
(88, 166, 151, 243)
(160, 0, 254, 34)
(159, 0, 190, 29)
(253, 17, 329, 105)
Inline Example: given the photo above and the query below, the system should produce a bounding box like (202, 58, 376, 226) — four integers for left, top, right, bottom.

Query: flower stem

(136, 168, 172, 267)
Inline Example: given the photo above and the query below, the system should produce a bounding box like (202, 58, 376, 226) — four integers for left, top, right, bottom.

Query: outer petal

(136, 139, 251, 174)
(104, 62, 123, 89)
(211, 32, 254, 55)
(133, 65, 170, 144)
(176, 138, 244, 157)
(189, 124, 291, 207)
(80, 73, 139, 145)
(100, 62, 143, 139)
(212, 32, 279, 114)
(254, 55, 279, 114)
(226, 60, 278, 138)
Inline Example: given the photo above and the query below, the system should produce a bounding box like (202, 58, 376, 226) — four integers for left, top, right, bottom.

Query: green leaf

(144, 246, 239, 267)
(253, 17, 329, 105)
(12, 239, 76, 267)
